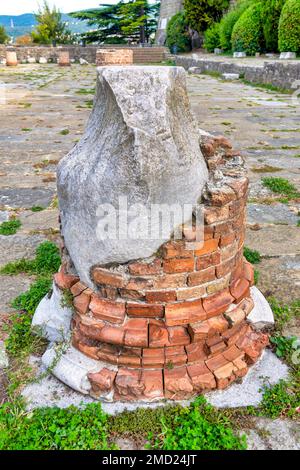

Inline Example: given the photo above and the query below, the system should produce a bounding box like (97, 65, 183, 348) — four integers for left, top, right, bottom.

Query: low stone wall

(0, 45, 168, 65)
(175, 56, 300, 90)
(53, 134, 269, 401)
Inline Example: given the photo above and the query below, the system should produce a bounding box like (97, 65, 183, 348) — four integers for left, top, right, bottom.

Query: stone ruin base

(33, 133, 273, 403)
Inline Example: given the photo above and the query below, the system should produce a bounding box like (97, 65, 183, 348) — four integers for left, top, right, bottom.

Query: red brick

(187, 362, 216, 391)
(163, 257, 194, 274)
(229, 199, 245, 218)
(142, 348, 165, 368)
(165, 346, 187, 367)
(222, 322, 249, 346)
(236, 330, 269, 364)
(202, 289, 234, 317)
(114, 368, 144, 400)
(78, 317, 104, 341)
(164, 366, 194, 399)
(98, 286, 118, 300)
(214, 220, 232, 237)
(230, 278, 250, 302)
(71, 281, 88, 297)
(176, 285, 206, 301)
(185, 342, 207, 363)
(233, 357, 248, 377)
(213, 135, 233, 149)
(73, 289, 92, 315)
(208, 315, 229, 333)
(204, 225, 214, 240)
(142, 369, 164, 400)
(243, 261, 255, 286)
(72, 331, 99, 360)
(182, 225, 203, 242)
(149, 322, 169, 348)
(196, 252, 220, 271)
(119, 288, 145, 301)
(223, 345, 244, 362)
(216, 257, 236, 278)
(153, 273, 187, 289)
(168, 326, 190, 346)
(124, 318, 148, 348)
(118, 348, 142, 367)
(220, 241, 238, 263)
(128, 259, 161, 276)
(165, 299, 206, 326)
(188, 267, 216, 286)
(99, 325, 125, 345)
(238, 297, 254, 317)
(224, 305, 245, 327)
(162, 241, 194, 259)
(145, 290, 176, 303)
(126, 277, 154, 290)
(201, 141, 215, 158)
(207, 340, 227, 356)
(54, 269, 79, 290)
(92, 267, 126, 288)
(88, 368, 116, 396)
(89, 295, 125, 324)
(97, 343, 120, 364)
(219, 232, 236, 248)
(188, 321, 212, 342)
(204, 206, 230, 225)
(126, 302, 164, 318)
(205, 353, 228, 372)
(207, 185, 236, 207)
(194, 238, 219, 257)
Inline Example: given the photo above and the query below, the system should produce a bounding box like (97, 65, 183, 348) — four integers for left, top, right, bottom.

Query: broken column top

(57, 66, 208, 286)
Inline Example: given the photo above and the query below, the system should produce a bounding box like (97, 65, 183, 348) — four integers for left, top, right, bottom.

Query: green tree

(278, 0, 300, 53)
(231, 2, 265, 55)
(166, 11, 191, 53)
(31, 1, 73, 44)
(184, 0, 230, 34)
(70, 1, 159, 44)
(0, 25, 9, 44)
(262, 0, 286, 52)
(219, 0, 254, 51)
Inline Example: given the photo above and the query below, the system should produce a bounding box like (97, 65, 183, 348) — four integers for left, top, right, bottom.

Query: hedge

(219, 0, 254, 51)
(278, 0, 300, 53)
(231, 2, 265, 55)
(166, 11, 191, 53)
(204, 23, 221, 53)
(262, 0, 286, 52)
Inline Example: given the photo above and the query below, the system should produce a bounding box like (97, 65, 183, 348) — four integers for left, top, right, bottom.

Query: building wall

(156, 0, 183, 45)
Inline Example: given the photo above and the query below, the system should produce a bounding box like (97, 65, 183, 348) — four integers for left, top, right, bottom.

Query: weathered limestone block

(58, 51, 71, 66)
(57, 66, 209, 286)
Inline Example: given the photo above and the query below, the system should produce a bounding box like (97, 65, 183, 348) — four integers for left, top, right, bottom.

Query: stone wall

(0, 45, 168, 65)
(52, 133, 269, 402)
(156, 0, 183, 45)
(175, 56, 300, 91)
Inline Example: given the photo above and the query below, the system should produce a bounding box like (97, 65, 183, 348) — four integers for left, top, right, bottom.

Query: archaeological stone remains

(33, 65, 272, 402)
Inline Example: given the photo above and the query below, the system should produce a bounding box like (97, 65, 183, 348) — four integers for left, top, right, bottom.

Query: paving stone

(246, 226, 300, 257)
(0, 233, 46, 265)
(19, 209, 59, 232)
(0, 187, 55, 209)
(247, 203, 299, 225)
(243, 418, 300, 450)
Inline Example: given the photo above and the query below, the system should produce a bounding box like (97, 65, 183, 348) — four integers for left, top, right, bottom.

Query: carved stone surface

(57, 66, 208, 286)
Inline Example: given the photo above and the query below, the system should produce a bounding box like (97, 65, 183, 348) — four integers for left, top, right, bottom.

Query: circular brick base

(44, 134, 270, 401)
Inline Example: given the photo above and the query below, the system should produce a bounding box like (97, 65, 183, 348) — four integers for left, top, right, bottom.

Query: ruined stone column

(6, 51, 18, 66)
(33, 66, 272, 402)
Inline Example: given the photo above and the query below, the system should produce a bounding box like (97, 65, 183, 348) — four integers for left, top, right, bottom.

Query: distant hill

(0, 13, 90, 39)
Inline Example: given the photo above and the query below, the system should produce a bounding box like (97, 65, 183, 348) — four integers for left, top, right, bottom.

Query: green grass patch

(259, 379, 299, 419)
(262, 177, 300, 200)
(251, 165, 282, 173)
(0, 401, 112, 450)
(0, 219, 21, 236)
(0, 241, 60, 276)
(269, 298, 300, 331)
(59, 129, 69, 136)
(21, 128, 32, 132)
(75, 88, 95, 95)
(31, 206, 45, 212)
(244, 246, 261, 264)
(84, 100, 94, 109)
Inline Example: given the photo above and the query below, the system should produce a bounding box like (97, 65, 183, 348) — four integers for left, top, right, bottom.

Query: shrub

(278, 0, 300, 53)
(184, 0, 230, 34)
(231, 2, 265, 55)
(219, 0, 254, 51)
(0, 219, 21, 236)
(204, 22, 221, 52)
(244, 246, 261, 264)
(261, 0, 286, 52)
(166, 12, 191, 53)
(262, 177, 300, 199)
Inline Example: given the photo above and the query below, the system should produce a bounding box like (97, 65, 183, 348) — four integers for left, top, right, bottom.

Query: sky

(0, 1, 118, 16)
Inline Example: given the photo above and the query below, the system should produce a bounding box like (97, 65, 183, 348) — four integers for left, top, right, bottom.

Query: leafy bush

(231, 2, 265, 55)
(152, 396, 246, 450)
(278, 0, 300, 53)
(166, 12, 191, 53)
(219, 0, 254, 51)
(260, 380, 299, 418)
(261, 0, 286, 52)
(270, 335, 300, 360)
(204, 22, 221, 52)
(11, 278, 52, 316)
(244, 246, 261, 264)
(0, 219, 21, 236)
(184, 0, 230, 34)
(0, 402, 112, 450)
